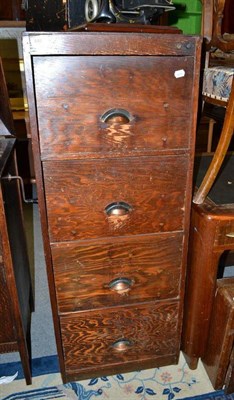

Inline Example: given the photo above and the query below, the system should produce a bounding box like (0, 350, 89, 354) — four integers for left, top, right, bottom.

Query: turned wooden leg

(207, 118, 216, 152)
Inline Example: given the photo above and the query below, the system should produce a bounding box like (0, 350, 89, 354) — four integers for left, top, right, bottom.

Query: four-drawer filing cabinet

(23, 30, 201, 382)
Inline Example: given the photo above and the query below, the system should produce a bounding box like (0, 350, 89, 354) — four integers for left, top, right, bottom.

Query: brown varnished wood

(202, 278, 234, 392)
(214, 220, 234, 247)
(23, 34, 67, 380)
(62, 353, 179, 382)
(23, 30, 202, 383)
(0, 0, 25, 21)
(52, 233, 183, 312)
(211, 0, 234, 52)
(182, 200, 234, 369)
(225, 346, 234, 393)
(0, 138, 32, 384)
(0, 235, 16, 344)
(2, 151, 32, 330)
(193, 79, 234, 205)
(74, 22, 182, 34)
(60, 301, 180, 377)
(182, 204, 222, 369)
(0, 58, 15, 136)
(201, 0, 234, 51)
(43, 156, 187, 242)
(193, 0, 234, 204)
(33, 55, 194, 160)
(201, 0, 213, 45)
(25, 32, 199, 57)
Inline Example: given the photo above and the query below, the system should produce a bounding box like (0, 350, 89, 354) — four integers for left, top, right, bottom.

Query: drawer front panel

(60, 301, 180, 372)
(33, 56, 194, 159)
(43, 156, 188, 241)
(214, 220, 234, 248)
(52, 233, 183, 312)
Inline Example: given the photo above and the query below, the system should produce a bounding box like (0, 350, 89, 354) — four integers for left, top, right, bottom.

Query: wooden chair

(193, 0, 234, 205)
(181, 0, 234, 372)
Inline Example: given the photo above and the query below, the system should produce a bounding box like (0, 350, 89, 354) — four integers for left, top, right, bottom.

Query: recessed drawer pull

(108, 277, 133, 294)
(101, 108, 133, 124)
(105, 201, 133, 217)
(226, 232, 234, 238)
(111, 339, 133, 352)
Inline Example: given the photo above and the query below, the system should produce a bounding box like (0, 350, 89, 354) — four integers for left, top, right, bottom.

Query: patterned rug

(0, 353, 232, 400)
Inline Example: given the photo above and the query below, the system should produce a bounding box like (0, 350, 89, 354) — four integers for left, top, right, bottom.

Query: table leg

(181, 205, 222, 369)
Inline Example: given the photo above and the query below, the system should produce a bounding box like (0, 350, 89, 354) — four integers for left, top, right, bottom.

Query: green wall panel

(168, 0, 202, 34)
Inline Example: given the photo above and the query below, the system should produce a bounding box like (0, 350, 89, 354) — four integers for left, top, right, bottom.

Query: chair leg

(193, 80, 234, 204)
(207, 118, 216, 152)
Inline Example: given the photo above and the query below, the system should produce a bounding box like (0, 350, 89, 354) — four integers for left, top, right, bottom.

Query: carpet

(179, 394, 234, 400)
(1, 353, 231, 400)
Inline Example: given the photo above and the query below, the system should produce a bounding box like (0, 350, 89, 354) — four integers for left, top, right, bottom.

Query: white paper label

(174, 69, 185, 78)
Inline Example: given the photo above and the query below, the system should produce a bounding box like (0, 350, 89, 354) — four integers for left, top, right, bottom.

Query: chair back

(193, 0, 234, 204)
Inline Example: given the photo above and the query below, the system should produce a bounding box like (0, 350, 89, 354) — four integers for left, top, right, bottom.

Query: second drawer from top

(43, 155, 188, 242)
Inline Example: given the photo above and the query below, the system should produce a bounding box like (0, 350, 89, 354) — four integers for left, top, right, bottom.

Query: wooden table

(182, 154, 234, 369)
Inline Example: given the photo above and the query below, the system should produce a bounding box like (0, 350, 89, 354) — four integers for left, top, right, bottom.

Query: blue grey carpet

(179, 392, 234, 400)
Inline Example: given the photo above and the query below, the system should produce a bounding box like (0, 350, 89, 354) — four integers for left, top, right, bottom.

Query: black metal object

(26, 0, 66, 31)
(68, 0, 175, 28)
(25, 0, 174, 31)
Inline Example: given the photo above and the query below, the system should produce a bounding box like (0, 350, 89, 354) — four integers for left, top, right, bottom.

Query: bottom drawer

(60, 301, 180, 374)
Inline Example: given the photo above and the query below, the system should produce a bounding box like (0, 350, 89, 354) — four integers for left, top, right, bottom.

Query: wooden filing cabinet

(23, 30, 201, 382)
(0, 138, 32, 384)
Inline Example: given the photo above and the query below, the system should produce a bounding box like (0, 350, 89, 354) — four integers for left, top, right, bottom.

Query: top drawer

(33, 55, 194, 160)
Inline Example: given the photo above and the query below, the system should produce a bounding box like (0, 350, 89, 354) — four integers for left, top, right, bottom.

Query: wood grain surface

(34, 55, 194, 160)
(60, 301, 180, 372)
(52, 233, 183, 312)
(23, 30, 201, 382)
(43, 156, 188, 241)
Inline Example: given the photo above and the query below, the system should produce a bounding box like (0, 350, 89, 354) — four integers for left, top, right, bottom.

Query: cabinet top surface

(22, 31, 201, 57)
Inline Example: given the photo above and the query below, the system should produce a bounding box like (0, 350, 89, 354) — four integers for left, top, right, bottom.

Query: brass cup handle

(108, 277, 133, 294)
(111, 339, 133, 352)
(105, 201, 133, 217)
(100, 108, 133, 124)
(226, 232, 234, 238)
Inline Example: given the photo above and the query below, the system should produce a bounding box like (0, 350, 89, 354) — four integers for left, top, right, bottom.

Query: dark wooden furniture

(193, 0, 234, 205)
(26, 0, 66, 31)
(0, 0, 25, 21)
(0, 58, 15, 137)
(73, 22, 182, 33)
(23, 29, 201, 383)
(182, 0, 234, 372)
(202, 278, 234, 393)
(0, 138, 32, 385)
(182, 155, 234, 369)
(0, 57, 32, 384)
